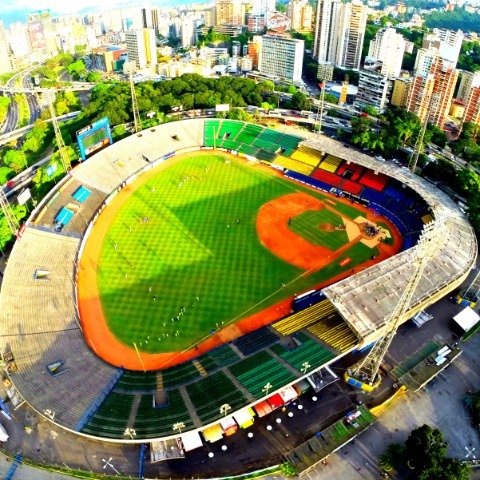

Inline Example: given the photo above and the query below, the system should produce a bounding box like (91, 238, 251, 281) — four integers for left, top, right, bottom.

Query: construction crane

(47, 90, 70, 174)
(345, 218, 445, 391)
(127, 63, 141, 133)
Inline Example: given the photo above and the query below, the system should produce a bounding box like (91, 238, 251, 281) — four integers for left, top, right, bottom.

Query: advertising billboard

(76, 117, 113, 161)
(266, 14, 291, 33)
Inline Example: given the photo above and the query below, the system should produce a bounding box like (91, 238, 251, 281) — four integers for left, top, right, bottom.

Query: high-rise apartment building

(0, 21, 12, 75)
(247, 14, 265, 33)
(391, 76, 412, 107)
(422, 28, 463, 65)
(313, 0, 367, 70)
(457, 71, 480, 102)
(251, 0, 276, 17)
(247, 35, 262, 69)
(259, 34, 304, 82)
(125, 28, 157, 70)
(216, 0, 243, 26)
(463, 86, 480, 125)
(367, 27, 406, 79)
(355, 67, 392, 112)
(406, 48, 458, 126)
(27, 10, 57, 55)
(287, 0, 313, 32)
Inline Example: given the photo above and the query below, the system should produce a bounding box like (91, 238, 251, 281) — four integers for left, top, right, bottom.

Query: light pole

(172, 421, 185, 435)
(301, 361, 311, 374)
(220, 403, 231, 417)
(124, 427, 136, 439)
(262, 382, 272, 396)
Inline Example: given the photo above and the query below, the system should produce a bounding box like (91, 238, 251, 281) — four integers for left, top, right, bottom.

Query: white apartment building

(367, 27, 406, 79)
(126, 28, 157, 70)
(313, 0, 367, 70)
(259, 34, 304, 83)
(422, 28, 464, 65)
(354, 68, 392, 112)
(287, 0, 313, 32)
(0, 21, 12, 75)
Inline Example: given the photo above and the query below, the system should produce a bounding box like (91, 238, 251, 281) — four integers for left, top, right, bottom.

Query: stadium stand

(233, 327, 279, 356)
(359, 169, 389, 191)
(270, 332, 336, 372)
(229, 351, 297, 398)
(339, 179, 363, 195)
(311, 169, 343, 187)
(291, 147, 323, 169)
(186, 371, 247, 424)
(273, 156, 315, 175)
(162, 362, 201, 389)
(337, 161, 364, 181)
(1, 121, 476, 443)
(204, 120, 221, 147)
(318, 155, 342, 173)
(307, 315, 358, 353)
(273, 300, 337, 335)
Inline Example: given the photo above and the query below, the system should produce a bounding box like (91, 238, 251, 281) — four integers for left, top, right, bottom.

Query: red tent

(267, 393, 284, 410)
(253, 400, 273, 418)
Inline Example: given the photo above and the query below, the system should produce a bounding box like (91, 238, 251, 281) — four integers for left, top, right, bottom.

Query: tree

(2, 149, 27, 172)
(379, 443, 405, 473)
(0, 166, 15, 185)
(291, 91, 310, 111)
(86, 71, 102, 83)
(404, 425, 448, 472)
(0, 96, 11, 124)
(324, 93, 339, 104)
(279, 462, 296, 477)
(67, 59, 87, 80)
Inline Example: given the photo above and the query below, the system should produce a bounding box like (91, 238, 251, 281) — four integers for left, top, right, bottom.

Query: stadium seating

(203, 344, 241, 369)
(360, 187, 392, 207)
(311, 169, 343, 187)
(133, 390, 194, 438)
(271, 332, 336, 372)
(116, 371, 157, 392)
(359, 169, 389, 191)
(233, 327, 279, 356)
(307, 315, 358, 353)
(337, 162, 364, 181)
(273, 156, 315, 176)
(236, 124, 264, 145)
(291, 147, 324, 168)
(319, 155, 343, 173)
(186, 371, 247, 424)
(218, 120, 244, 141)
(273, 299, 337, 335)
(162, 362, 201, 389)
(204, 120, 222, 147)
(229, 351, 296, 398)
(339, 179, 363, 196)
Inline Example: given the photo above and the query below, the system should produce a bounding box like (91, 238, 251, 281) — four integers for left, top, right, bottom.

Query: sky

(1, 0, 205, 25)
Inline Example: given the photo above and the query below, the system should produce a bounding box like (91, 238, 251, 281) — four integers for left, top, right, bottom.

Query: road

(22, 72, 42, 124)
(1, 72, 20, 134)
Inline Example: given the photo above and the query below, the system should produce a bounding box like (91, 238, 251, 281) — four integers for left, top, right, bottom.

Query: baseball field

(78, 151, 400, 363)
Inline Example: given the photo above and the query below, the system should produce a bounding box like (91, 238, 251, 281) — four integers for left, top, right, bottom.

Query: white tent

(0, 423, 8, 442)
(180, 431, 203, 452)
(453, 307, 480, 332)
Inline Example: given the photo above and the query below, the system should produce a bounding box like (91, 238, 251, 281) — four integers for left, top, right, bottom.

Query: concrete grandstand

(0, 118, 476, 446)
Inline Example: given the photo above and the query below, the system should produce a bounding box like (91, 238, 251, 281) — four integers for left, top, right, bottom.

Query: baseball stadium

(0, 119, 476, 451)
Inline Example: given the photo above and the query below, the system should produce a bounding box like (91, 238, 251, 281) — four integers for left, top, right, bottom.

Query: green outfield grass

(96, 153, 375, 353)
(289, 210, 348, 250)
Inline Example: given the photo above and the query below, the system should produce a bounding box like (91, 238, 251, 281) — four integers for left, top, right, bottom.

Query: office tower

(287, 0, 313, 32)
(457, 71, 480, 102)
(406, 49, 458, 127)
(367, 27, 406, 79)
(141, 7, 153, 29)
(313, 0, 367, 70)
(251, 0, 276, 17)
(125, 28, 157, 70)
(27, 10, 57, 55)
(179, 13, 196, 48)
(355, 67, 392, 112)
(0, 21, 12, 75)
(422, 28, 463, 65)
(259, 34, 304, 82)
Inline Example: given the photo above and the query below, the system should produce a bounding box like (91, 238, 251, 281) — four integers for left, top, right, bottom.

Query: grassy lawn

(332, 201, 364, 219)
(14, 94, 30, 128)
(377, 221, 394, 245)
(96, 154, 382, 353)
(289, 209, 348, 250)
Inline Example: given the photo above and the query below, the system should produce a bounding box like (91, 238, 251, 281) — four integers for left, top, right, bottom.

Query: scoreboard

(76, 117, 113, 161)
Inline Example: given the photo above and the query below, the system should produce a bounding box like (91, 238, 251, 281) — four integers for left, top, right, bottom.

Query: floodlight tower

(0, 189, 19, 236)
(127, 63, 141, 133)
(409, 93, 438, 174)
(345, 218, 445, 391)
(47, 90, 70, 173)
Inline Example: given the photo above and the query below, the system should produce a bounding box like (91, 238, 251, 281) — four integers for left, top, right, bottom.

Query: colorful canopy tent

(267, 393, 284, 410)
(55, 207, 74, 226)
(202, 423, 224, 443)
(233, 407, 255, 429)
(453, 307, 480, 332)
(253, 400, 273, 418)
(220, 417, 238, 436)
(72, 186, 91, 203)
(279, 385, 298, 404)
(180, 431, 204, 452)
